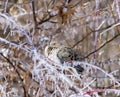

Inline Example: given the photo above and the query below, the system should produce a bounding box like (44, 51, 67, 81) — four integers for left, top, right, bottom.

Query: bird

(44, 41, 84, 73)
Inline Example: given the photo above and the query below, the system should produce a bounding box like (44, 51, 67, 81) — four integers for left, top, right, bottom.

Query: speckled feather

(45, 42, 84, 73)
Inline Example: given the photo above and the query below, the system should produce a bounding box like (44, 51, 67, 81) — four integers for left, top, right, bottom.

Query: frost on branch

(0, 0, 120, 97)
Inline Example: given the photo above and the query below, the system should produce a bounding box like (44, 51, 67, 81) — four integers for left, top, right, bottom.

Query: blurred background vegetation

(0, 0, 120, 97)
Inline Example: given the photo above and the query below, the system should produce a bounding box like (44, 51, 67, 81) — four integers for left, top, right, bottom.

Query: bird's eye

(49, 47, 53, 51)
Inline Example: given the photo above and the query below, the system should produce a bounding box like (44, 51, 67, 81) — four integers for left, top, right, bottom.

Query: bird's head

(44, 41, 61, 56)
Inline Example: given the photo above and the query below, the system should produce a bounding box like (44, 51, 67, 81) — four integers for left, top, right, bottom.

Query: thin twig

(38, 14, 55, 25)
(0, 53, 28, 97)
(84, 33, 120, 58)
(71, 0, 81, 8)
(32, 1, 37, 28)
(72, 22, 120, 48)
